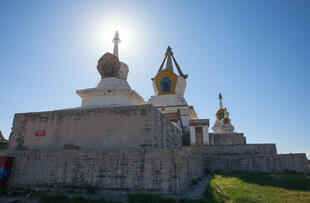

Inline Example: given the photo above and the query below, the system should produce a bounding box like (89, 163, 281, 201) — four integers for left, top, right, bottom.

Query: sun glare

(91, 19, 139, 58)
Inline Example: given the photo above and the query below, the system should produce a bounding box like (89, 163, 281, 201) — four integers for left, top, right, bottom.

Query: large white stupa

(76, 32, 144, 107)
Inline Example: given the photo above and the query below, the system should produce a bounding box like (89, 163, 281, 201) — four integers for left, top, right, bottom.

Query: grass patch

(204, 172, 310, 203)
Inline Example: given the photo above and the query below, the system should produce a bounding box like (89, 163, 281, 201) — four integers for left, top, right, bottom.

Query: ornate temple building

(0, 32, 309, 194)
(0, 131, 8, 148)
(148, 46, 209, 146)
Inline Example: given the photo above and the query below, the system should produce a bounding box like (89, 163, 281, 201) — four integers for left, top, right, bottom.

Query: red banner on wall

(35, 130, 46, 136)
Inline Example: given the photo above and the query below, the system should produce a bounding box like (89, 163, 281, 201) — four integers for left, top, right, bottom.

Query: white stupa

(148, 46, 198, 124)
(76, 31, 144, 107)
(212, 93, 235, 133)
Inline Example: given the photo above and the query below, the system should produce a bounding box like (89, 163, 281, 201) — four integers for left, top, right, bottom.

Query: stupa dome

(117, 61, 129, 80)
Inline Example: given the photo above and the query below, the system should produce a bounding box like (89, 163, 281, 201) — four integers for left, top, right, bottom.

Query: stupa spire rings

(219, 93, 223, 100)
(112, 31, 121, 57)
(157, 46, 188, 79)
(219, 92, 223, 109)
(165, 46, 174, 71)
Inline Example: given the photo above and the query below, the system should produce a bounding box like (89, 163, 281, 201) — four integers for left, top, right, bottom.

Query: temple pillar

(202, 126, 209, 145)
(190, 126, 196, 146)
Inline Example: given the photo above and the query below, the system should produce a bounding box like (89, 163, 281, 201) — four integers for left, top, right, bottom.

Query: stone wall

(183, 144, 277, 156)
(183, 145, 309, 173)
(204, 153, 309, 173)
(209, 133, 246, 145)
(9, 105, 182, 150)
(0, 149, 204, 194)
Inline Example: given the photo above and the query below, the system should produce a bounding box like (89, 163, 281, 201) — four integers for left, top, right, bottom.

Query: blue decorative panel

(160, 77, 172, 93)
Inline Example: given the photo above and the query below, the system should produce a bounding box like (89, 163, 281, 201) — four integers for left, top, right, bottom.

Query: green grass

(204, 172, 310, 203)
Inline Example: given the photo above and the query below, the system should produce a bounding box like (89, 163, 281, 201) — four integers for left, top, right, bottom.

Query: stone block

(209, 133, 246, 145)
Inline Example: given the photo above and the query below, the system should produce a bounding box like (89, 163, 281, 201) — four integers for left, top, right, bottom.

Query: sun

(90, 19, 138, 58)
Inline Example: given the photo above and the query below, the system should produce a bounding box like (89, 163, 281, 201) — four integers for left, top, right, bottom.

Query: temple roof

(157, 46, 188, 79)
(0, 131, 8, 143)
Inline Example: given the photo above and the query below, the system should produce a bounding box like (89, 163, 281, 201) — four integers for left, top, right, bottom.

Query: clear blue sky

(0, 0, 309, 156)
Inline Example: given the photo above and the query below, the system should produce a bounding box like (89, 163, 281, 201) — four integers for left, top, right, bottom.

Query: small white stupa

(212, 93, 235, 134)
(76, 31, 144, 107)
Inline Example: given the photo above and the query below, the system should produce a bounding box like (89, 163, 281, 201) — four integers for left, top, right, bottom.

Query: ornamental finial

(219, 93, 223, 109)
(219, 93, 223, 100)
(112, 31, 121, 57)
(166, 46, 173, 56)
(165, 46, 173, 71)
(156, 46, 188, 79)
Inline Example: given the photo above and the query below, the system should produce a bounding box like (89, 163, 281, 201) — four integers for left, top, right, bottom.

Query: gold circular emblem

(216, 109, 225, 120)
(154, 69, 178, 95)
(223, 117, 230, 124)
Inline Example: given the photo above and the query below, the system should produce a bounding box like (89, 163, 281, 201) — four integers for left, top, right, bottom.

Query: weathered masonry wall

(183, 144, 277, 156)
(209, 133, 246, 145)
(0, 149, 203, 194)
(183, 145, 309, 173)
(9, 104, 182, 150)
(204, 153, 309, 173)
